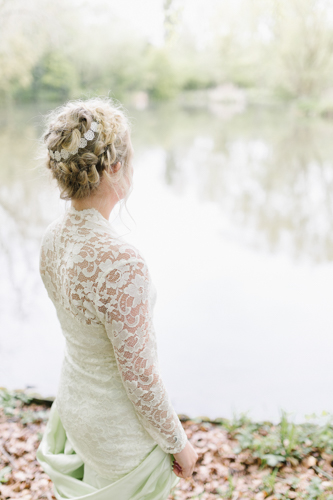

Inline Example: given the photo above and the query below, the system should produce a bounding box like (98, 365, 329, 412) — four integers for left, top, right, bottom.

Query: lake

(1, 100, 333, 424)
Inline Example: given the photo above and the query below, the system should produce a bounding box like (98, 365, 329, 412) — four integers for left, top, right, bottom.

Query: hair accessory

(49, 121, 99, 161)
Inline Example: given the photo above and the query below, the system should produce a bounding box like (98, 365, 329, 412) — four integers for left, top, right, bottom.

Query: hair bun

(42, 97, 133, 200)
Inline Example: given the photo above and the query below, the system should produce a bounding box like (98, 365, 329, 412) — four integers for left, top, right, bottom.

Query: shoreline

(2, 387, 332, 426)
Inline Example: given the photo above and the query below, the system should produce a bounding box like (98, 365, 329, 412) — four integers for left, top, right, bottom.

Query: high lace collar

(66, 205, 111, 228)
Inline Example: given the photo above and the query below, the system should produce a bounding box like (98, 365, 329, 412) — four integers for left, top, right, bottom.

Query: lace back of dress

(39, 209, 188, 457)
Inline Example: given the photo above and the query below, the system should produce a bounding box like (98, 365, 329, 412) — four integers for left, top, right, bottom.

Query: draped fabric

(36, 206, 187, 498)
(36, 400, 180, 499)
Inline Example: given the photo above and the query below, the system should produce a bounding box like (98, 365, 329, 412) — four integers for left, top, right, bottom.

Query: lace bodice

(39, 206, 187, 480)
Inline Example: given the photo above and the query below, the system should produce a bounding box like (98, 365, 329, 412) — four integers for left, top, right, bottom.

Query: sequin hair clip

(48, 121, 99, 162)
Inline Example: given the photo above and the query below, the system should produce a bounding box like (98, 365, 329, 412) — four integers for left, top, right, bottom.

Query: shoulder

(98, 239, 149, 277)
(40, 215, 62, 251)
(94, 241, 151, 316)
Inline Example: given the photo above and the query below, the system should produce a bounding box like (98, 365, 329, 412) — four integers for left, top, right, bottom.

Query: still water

(1, 101, 333, 424)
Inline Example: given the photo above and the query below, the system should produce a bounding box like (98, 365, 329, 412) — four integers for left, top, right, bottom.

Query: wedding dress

(36, 206, 188, 500)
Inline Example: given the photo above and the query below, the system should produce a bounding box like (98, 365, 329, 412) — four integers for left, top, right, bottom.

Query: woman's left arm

(93, 246, 188, 455)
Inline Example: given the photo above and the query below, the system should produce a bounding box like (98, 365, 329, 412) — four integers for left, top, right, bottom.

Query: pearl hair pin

(49, 121, 99, 162)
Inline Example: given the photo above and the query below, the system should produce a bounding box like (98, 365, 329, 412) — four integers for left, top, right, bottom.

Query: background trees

(1, 0, 333, 110)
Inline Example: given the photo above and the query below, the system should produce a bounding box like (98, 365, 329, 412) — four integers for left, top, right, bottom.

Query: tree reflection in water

(0, 104, 62, 319)
(162, 109, 333, 263)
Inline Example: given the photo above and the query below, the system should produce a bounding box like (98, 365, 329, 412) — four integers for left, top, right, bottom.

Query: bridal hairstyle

(41, 96, 133, 201)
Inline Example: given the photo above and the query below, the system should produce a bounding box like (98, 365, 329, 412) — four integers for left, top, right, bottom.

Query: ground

(1, 389, 333, 500)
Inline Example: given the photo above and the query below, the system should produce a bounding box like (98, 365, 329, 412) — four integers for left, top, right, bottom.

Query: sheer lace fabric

(39, 206, 187, 481)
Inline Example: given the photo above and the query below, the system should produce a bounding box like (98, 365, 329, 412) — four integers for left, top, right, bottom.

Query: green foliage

(270, 0, 333, 100)
(287, 475, 301, 490)
(0, 388, 49, 423)
(145, 48, 182, 100)
(2, 0, 333, 108)
(305, 477, 324, 500)
(20, 409, 50, 424)
(0, 388, 33, 410)
(0, 466, 11, 484)
(216, 475, 236, 499)
(163, 0, 183, 46)
(261, 468, 278, 496)
(223, 410, 254, 436)
(223, 408, 333, 470)
(225, 475, 236, 499)
(40, 52, 79, 97)
(13, 50, 79, 102)
(0, 34, 37, 99)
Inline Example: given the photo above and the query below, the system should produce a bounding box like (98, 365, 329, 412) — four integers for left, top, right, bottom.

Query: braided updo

(42, 97, 133, 200)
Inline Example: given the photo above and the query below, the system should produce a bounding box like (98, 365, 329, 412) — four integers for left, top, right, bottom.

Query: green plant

(280, 410, 298, 454)
(286, 475, 301, 490)
(0, 388, 49, 424)
(0, 388, 33, 411)
(227, 408, 333, 474)
(225, 474, 236, 499)
(0, 466, 11, 484)
(223, 410, 254, 436)
(261, 468, 278, 495)
(305, 477, 323, 500)
(20, 410, 49, 424)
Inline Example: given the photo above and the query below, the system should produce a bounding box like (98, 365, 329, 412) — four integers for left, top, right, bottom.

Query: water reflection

(0, 104, 61, 319)
(154, 110, 333, 263)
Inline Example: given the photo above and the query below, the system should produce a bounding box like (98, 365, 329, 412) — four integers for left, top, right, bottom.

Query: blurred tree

(209, 0, 272, 89)
(270, 0, 333, 100)
(145, 47, 182, 100)
(1, 0, 333, 106)
(0, 1, 43, 102)
(0, 0, 77, 103)
(0, 34, 37, 101)
(163, 0, 184, 46)
(37, 51, 79, 100)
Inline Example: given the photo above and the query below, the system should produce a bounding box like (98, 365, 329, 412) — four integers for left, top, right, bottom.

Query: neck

(70, 170, 130, 220)
(71, 188, 120, 221)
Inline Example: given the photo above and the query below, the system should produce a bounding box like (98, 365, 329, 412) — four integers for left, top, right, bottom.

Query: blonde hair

(41, 97, 133, 200)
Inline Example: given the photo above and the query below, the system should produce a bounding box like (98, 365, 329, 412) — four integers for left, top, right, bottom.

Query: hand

(172, 440, 198, 479)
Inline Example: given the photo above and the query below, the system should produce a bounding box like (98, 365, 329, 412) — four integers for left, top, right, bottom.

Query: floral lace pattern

(39, 206, 187, 480)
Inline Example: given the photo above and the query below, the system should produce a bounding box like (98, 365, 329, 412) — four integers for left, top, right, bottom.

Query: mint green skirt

(36, 400, 180, 500)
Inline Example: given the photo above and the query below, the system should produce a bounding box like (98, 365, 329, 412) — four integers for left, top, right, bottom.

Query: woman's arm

(94, 245, 188, 454)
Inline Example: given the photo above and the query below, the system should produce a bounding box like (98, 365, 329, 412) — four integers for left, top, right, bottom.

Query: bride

(36, 96, 198, 500)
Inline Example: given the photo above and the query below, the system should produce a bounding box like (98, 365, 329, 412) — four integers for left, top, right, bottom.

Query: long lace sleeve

(94, 246, 188, 455)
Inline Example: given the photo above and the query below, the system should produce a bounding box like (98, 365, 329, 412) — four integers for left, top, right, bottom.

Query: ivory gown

(36, 206, 188, 500)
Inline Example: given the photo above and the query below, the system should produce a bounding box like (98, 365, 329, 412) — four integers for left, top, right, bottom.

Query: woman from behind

(36, 96, 198, 500)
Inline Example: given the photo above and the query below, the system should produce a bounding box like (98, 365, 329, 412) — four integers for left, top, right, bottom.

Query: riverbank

(1, 389, 333, 499)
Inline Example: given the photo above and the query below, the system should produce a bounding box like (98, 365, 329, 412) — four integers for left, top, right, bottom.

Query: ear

(112, 161, 121, 173)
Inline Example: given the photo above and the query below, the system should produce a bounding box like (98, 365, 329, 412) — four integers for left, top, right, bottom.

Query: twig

(313, 465, 333, 481)
(0, 442, 17, 469)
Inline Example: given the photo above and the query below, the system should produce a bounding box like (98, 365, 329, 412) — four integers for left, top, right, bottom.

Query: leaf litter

(1, 389, 333, 500)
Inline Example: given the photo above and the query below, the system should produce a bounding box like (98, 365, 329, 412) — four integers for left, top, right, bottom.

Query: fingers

(172, 459, 182, 475)
(172, 463, 181, 472)
(172, 460, 192, 479)
(172, 460, 183, 477)
(174, 469, 191, 479)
